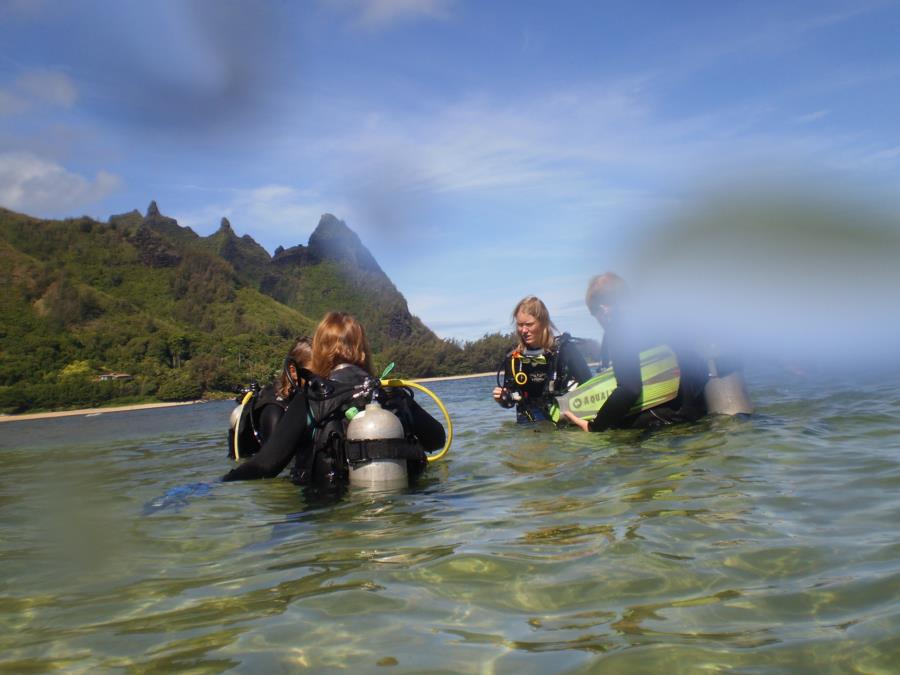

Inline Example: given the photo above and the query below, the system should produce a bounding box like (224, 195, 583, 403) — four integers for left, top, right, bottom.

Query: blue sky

(2, 0, 899, 357)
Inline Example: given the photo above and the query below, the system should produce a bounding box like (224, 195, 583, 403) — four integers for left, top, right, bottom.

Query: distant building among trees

(98, 372, 133, 382)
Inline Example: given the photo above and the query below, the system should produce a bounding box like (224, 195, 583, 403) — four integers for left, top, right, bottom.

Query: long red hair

(310, 312, 373, 377)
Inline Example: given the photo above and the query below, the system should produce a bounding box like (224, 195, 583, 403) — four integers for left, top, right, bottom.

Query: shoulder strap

(545, 333, 575, 396)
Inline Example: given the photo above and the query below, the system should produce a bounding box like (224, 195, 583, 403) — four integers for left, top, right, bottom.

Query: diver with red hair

(224, 312, 445, 486)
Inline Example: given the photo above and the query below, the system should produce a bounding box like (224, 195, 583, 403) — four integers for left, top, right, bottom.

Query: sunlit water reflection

(1, 369, 899, 672)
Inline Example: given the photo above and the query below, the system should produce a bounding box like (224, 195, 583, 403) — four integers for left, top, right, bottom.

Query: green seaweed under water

(0, 368, 899, 673)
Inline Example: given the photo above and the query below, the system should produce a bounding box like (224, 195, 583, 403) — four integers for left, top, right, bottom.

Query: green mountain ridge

(0, 203, 515, 413)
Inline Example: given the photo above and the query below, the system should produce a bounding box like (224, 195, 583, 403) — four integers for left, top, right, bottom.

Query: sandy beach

(0, 400, 206, 423)
(0, 372, 495, 423)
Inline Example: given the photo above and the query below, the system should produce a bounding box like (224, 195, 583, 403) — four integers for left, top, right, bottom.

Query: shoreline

(0, 400, 205, 423)
(0, 372, 495, 423)
(404, 371, 493, 383)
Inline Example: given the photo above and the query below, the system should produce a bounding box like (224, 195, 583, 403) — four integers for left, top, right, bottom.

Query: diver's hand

(493, 387, 515, 408)
(563, 410, 590, 431)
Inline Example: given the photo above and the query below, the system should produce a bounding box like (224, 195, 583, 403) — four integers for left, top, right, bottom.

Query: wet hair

(310, 311, 373, 377)
(512, 296, 557, 351)
(278, 336, 312, 398)
(585, 272, 627, 309)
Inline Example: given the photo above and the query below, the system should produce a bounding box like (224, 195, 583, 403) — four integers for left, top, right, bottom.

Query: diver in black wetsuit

(564, 273, 708, 432)
(492, 296, 592, 423)
(224, 312, 444, 486)
(228, 336, 311, 459)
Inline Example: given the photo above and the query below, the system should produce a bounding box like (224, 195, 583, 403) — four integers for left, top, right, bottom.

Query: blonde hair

(585, 272, 627, 308)
(310, 312, 373, 377)
(512, 296, 556, 351)
(278, 336, 312, 398)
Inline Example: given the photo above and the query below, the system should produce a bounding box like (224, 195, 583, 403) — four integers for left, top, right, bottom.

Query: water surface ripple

(1, 370, 899, 672)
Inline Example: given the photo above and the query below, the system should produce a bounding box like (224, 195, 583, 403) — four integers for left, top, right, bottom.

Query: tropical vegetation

(0, 204, 601, 414)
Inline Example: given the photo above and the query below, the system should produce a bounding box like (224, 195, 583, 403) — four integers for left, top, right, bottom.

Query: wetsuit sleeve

(588, 329, 642, 431)
(222, 394, 310, 481)
(257, 403, 285, 445)
(560, 340, 593, 385)
(408, 398, 446, 452)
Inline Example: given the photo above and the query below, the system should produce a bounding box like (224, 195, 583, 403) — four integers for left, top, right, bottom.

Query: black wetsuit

(228, 384, 292, 460)
(256, 385, 291, 446)
(588, 320, 708, 431)
(500, 335, 593, 423)
(223, 365, 445, 482)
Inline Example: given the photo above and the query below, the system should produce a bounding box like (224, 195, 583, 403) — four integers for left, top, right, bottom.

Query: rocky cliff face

(307, 213, 384, 274)
(112, 202, 436, 350)
(142, 200, 198, 245)
(207, 216, 271, 285)
(129, 224, 182, 268)
(264, 213, 431, 349)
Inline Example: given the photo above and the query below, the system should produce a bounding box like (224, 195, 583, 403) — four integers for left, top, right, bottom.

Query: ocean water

(1, 369, 899, 673)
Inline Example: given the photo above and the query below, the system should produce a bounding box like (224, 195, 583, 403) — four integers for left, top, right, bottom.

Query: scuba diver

(228, 336, 312, 460)
(223, 312, 445, 491)
(492, 296, 593, 423)
(563, 273, 709, 432)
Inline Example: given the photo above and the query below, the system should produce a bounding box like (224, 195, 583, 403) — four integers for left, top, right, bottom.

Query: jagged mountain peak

(308, 213, 382, 274)
(310, 213, 359, 247)
(141, 201, 197, 241)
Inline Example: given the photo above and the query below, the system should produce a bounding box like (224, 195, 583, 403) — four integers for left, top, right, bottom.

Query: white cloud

(306, 83, 860, 212)
(328, 0, 452, 29)
(279, 78, 900, 342)
(308, 86, 657, 202)
(0, 152, 121, 214)
(16, 69, 77, 107)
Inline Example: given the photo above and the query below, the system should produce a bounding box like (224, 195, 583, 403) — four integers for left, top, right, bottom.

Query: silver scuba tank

(346, 400, 409, 488)
(704, 354, 754, 415)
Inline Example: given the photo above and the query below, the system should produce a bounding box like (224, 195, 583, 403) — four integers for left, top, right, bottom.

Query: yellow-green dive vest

(550, 345, 681, 423)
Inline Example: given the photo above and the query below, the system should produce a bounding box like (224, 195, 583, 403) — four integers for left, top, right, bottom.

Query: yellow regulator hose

(232, 390, 254, 461)
(511, 353, 528, 386)
(381, 379, 453, 462)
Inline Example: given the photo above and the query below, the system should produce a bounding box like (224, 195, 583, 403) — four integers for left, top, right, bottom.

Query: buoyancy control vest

(551, 344, 683, 422)
(498, 334, 582, 422)
(291, 365, 428, 490)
